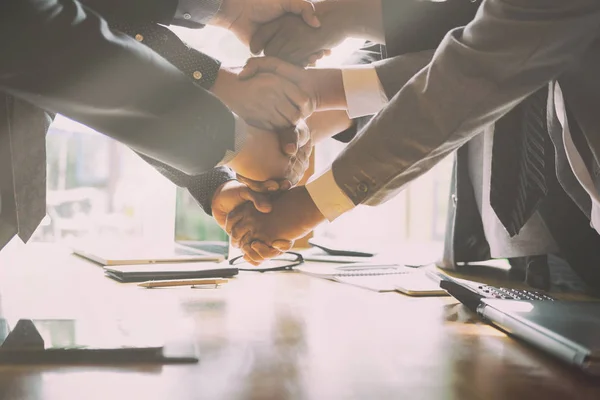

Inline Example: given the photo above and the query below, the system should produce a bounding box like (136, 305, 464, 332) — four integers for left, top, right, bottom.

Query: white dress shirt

(306, 66, 388, 221)
(555, 83, 600, 235)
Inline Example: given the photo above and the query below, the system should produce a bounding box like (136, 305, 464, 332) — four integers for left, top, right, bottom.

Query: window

(39, 115, 176, 245)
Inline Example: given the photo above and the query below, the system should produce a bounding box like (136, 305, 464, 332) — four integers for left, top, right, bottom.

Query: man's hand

(211, 180, 272, 230)
(250, 13, 347, 66)
(225, 186, 326, 264)
(210, 0, 320, 46)
(211, 67, 315, 130)
(225, 120, 313, 185)
(239, 57, 347, 111)
(250, 0, 383, 65)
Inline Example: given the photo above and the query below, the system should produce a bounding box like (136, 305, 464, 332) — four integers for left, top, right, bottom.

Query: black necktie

(490, 86, 552, 237)
(0, 96, 18, 250)
(0, 96, 48, 251)
(10, 99, 49, 243)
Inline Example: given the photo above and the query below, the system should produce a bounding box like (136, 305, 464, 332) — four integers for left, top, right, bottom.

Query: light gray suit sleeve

(331, 0, 600, 207)
(374, 50, 434, 102)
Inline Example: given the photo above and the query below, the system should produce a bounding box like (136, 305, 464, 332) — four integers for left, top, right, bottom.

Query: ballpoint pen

(138, 278, 229, 288)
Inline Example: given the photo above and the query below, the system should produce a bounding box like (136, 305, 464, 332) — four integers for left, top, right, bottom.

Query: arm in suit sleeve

(0, 0, 235, 176)
(331, 0, 600, 207)
(80, 0, 221, 27)
(334, 46, 434, 143)
(138, 153, 236, 215)
(306, 49, 434, 221)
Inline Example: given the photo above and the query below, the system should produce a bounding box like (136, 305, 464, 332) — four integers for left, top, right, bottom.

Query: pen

(439, 279, 484, 312)
(138, 278, 229, 288)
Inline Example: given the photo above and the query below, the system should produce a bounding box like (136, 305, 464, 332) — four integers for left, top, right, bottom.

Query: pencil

(138, 278, 229, 288)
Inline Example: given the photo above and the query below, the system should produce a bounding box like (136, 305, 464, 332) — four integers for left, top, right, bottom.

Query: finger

(240, 57, 306, 85)
(230, 218, 255, 247)
(238, 189, 272, 213)
(306, 49, 331, 65)
(282, 82, 312, 120)
(263, 31, 294, 61)
(283, 0, 321, 28)
(249, 20, 284, 56)
(251, 241, 283, 260)
(237, 175, 280, 192)
(306, 54, 320, 66)
(272, 240, 294, 252)
(287, 146, 312, 185)
(269, 108, 294, 130)
(279, 180, 292, 191)
(241, 242, 263, 264)
(239, 57, 280, 80)
(278, 127, 299, 156)
(225, 206, 247, 236)
(243, 255, 260, 266)
(275, 99, 302, 127)
(295, 119, 311, 147)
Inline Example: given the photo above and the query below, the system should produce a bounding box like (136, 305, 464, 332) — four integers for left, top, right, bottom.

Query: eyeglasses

(228, 251, 304, 272)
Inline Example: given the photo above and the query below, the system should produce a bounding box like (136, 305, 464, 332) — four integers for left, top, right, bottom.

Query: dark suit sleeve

(79, 0, 232, 213)
(0, 0, 235, 176)
(78, 0, 180, 25)
(381, 0, 481, 57)
(139, 152, 236, 215)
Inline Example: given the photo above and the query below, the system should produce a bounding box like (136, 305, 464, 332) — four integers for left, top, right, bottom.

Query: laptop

(439, 274, 600, 375)
(72, 240, 224, 266)
(104, 262, 238, 283)
(478, 299, 600, 376)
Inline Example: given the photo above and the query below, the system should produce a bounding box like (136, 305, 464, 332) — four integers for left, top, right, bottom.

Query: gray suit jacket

(330, 0, 600, 208)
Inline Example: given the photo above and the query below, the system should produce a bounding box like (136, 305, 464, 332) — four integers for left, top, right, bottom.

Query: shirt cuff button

(193, 71, 203, 80)
(357, 183, 368, 193)
(183, 13, 192, 20)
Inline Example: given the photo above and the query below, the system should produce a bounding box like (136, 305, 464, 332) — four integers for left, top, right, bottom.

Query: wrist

(210, 66, 236, 101)
(211, 180, 238, 209)
(297, 187, 326, 229)
(219, 115, 248, 166)
(309, 69, 346, 111)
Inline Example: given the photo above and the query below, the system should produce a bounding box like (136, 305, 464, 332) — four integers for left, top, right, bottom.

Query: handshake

(205, 0, 367, 264)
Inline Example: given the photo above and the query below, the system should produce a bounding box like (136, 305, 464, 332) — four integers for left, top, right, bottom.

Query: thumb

(239, 57, 305, 84)
(238, 57, 277, 80)
(272, 240, 294, 252)
(278, 127, 299, 156)
(239, 189, 272, 213)
(284, 0, 321, 28)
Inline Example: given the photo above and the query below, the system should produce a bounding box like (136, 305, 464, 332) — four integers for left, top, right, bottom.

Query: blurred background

(36, 25, 452, 250)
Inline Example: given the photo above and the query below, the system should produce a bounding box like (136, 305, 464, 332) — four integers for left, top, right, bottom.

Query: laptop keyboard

(476, 285, 555, 301)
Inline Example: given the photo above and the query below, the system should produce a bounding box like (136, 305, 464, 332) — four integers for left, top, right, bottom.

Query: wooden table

(0, 244, 599, 400)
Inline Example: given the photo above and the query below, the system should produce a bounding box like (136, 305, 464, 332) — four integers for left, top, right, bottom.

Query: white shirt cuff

(306, 169, 355, 222)
(218, 114, 247, 166)
(342, 65, 388, 119)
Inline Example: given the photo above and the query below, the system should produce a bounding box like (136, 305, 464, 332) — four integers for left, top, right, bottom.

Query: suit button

(357, 183, 368, 194)
(135, 34, 144, 42)
(193, 71, 203, 80)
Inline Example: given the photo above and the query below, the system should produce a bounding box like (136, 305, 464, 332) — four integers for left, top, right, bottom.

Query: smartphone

(394, 274, 449, 297)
